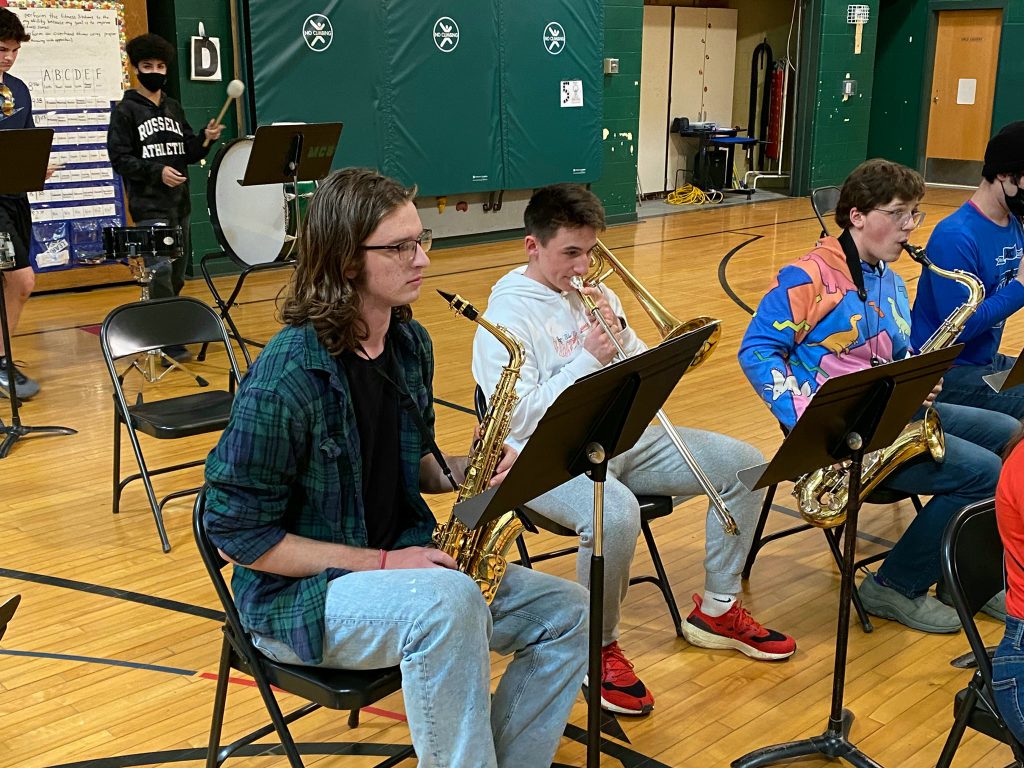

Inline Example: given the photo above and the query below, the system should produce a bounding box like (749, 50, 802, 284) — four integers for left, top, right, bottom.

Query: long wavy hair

(280, 168, 417, 355)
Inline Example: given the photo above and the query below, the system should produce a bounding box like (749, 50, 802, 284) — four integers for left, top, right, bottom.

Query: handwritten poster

(2, 1, 127, 270)
(10, 1, 127, 107)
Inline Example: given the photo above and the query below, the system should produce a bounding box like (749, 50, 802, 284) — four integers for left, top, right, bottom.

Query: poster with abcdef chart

(2, 0, 128, 270)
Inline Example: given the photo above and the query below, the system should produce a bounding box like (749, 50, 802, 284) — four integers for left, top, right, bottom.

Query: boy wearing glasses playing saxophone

(739, 159, 1017, 633)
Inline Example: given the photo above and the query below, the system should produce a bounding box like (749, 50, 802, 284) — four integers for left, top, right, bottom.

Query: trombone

(572, 239, 739, 536)
(587, 239, 721, 370)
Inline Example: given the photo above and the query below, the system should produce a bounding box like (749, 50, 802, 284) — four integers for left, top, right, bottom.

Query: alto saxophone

(794, 243, 984, 527)
(433, 290, 527, 603)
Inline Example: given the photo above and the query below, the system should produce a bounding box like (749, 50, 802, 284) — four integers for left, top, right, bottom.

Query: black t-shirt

(340, 342, 411, 549)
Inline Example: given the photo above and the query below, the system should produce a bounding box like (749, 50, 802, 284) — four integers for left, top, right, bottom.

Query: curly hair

(280, 168, 418, 355)
(835, 159, 925, 229)
(125, 33, 175, 66)
(524, 183, 606, 244)
(0, 8, 30, 44)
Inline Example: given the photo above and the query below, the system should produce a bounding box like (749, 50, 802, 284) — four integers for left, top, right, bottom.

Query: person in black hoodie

(107, 33, 223, 362)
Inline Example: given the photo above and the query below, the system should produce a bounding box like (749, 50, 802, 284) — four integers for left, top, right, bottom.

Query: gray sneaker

(981, 590, 1008, 622)
(0, 356, 40, 400)
(858, 574, 961, 633)
(936, 584, 1007, 622)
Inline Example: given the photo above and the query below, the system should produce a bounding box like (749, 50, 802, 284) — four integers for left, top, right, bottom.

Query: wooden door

(703, 7, 738, 126)
(638, 6, 673, 195)
(926, 9, 1003, 161)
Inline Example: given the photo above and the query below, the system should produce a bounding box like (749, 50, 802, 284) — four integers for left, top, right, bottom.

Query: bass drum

(207, 136, 294, 266)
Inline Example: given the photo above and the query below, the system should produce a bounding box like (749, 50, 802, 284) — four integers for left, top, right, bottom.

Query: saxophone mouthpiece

(437, 289, 479, 321)
(902, 242, 932, 266)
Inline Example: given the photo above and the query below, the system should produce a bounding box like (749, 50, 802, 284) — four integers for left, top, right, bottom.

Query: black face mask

(1004, 178, 1024, 219)
(136, 71, 167, 93)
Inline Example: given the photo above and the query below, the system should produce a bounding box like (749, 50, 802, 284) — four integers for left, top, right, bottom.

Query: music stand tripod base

(0, 270, 77, 460)
(731, 708, 882, 768)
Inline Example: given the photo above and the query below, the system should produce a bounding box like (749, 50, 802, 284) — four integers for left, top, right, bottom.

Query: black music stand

(0, 128, 77, 459)
(983, 352, 1024, 393)
(731, 344, 961, 768)
(454, 324, 715, 768)
(199, 122, 342, 366)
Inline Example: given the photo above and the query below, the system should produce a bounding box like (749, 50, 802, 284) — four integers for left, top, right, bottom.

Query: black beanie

(983, 121, 1024, 178)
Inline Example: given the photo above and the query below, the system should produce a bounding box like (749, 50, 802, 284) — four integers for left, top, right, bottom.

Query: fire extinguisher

(766, 63, 785, 160)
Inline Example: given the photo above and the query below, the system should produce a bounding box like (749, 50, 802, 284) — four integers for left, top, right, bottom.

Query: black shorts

(0, 195, 33, 271)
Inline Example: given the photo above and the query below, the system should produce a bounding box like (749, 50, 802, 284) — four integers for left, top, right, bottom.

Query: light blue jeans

(523, 424, 765, 645)
(253, 563, 589, 768)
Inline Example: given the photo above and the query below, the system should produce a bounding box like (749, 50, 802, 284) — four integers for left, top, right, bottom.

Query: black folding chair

(0, 594, 21, 643)
(937, 499, 1024, 768)
(741, 424, 923, 633)
(101, 297, 243, 552)
(811, 185, 841, 238)
(474, 386, 684, 636)
(193, 489, 415, 768)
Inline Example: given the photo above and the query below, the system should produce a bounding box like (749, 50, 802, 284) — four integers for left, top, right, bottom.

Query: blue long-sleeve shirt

(910, 201, 1024, 366)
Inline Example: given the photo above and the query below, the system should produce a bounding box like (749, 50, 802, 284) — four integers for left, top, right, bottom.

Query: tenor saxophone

(793, 243, 984, 527)
(433, 290, 527, 603)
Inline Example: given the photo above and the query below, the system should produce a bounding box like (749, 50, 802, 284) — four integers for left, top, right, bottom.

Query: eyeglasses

(872, 208, 926, 229)
(361, 229, 432, 262)
(0, 83, 14, 118)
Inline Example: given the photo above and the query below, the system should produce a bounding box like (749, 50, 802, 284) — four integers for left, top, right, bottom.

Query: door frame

(916, 0, 1006, 177)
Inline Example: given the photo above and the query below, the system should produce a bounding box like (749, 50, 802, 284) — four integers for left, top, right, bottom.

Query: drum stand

(0, 267, 77, 459)
(121, 252, 208, 387)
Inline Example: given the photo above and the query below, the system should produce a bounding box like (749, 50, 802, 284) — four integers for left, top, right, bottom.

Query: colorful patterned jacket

(738, 237, 913, 430)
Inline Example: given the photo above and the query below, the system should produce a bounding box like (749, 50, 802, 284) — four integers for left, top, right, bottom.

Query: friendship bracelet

(378, 549, 388, 570)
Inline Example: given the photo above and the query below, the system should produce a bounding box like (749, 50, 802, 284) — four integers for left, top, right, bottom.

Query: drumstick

(203, 79, 245, 148)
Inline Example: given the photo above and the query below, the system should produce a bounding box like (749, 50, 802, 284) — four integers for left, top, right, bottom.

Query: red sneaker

(683, 595, 796, 661)
(584, 641, 654, 715)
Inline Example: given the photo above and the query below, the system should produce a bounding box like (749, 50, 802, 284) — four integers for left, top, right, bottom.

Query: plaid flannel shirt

(204, 320, 438, 664)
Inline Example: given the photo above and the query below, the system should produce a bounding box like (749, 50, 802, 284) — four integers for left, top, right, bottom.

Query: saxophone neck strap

(357, 340, 460, 494)
(839, 229, 868, 302)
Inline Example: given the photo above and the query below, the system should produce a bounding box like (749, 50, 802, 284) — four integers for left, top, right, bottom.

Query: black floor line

(0, 567, 223, 621)
(717, 234, 764, 316)
(0, 649, 195, 676)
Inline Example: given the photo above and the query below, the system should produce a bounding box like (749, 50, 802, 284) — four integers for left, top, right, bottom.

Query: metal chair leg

(742, 483, 777, 579)
(639, 519, 683, 636)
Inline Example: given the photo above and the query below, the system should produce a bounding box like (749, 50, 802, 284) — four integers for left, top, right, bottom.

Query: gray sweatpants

(524, 424, 764, 645)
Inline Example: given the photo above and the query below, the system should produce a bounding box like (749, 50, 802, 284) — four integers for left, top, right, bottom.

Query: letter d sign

(191, 35, 222, 81)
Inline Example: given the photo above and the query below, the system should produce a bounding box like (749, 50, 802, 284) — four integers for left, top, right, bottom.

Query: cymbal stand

(121, 247, 207, 387)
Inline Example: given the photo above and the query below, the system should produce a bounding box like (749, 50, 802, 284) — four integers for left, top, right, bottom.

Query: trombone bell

(588, 239, 721, 369)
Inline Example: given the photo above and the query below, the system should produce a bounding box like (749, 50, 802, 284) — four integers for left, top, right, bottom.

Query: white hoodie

(472, 266, 646, 451)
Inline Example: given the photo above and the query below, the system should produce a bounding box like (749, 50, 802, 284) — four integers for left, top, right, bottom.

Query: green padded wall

(246, 0, 386, 173)
(498, 0, 604, 188)
(382, 1, 502, 195)
(243, 1, 604, 197)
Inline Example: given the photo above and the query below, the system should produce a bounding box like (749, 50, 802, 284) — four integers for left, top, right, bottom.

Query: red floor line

(195, 671, 407, 722)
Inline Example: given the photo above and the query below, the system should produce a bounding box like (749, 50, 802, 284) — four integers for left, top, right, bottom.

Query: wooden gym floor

(1, 187, 1016, 767)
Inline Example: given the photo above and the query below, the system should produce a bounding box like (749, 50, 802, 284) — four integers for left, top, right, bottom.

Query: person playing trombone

(472, 183, 796, 719)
